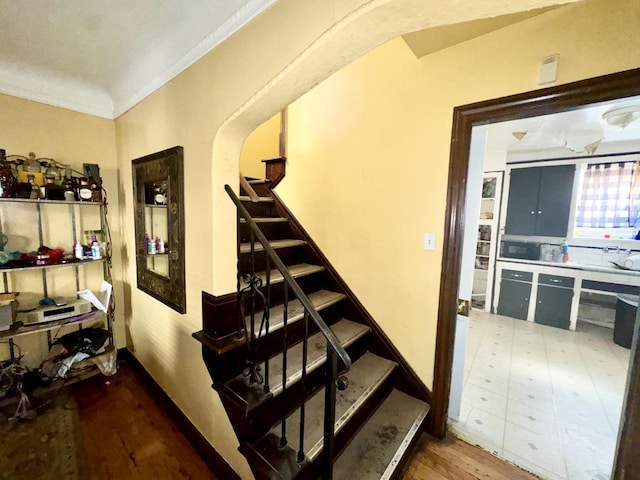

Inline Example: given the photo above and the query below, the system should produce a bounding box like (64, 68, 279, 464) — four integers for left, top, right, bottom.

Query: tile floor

(448, 310, 631, 480)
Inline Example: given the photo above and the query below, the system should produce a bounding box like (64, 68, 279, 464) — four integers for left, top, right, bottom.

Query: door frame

(429, 68, 640, 474)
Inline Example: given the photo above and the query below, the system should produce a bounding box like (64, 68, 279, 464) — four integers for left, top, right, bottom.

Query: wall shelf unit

(472, 172, 503, 311)
(0, 196, 113, 370)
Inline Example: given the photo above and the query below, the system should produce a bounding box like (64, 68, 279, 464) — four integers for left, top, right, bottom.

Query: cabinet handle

(513, 274, 523, 278)
(530, 211, 535, 214)
(549, 278, 561, 283)
(538, 210, 542, 214)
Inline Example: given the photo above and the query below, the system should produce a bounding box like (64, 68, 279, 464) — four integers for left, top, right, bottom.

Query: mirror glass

(132, 146, 186, 313)
(144, 181, 169, 277)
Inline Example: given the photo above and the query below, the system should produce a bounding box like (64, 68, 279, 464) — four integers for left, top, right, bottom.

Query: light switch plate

(539, 54, 559, 85)
(424, 232, 436, 251)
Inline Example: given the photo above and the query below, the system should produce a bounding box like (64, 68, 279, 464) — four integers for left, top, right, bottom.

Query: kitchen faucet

(603, 245, 631, 254)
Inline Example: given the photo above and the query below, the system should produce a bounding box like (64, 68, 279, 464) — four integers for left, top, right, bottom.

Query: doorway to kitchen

(453, 101, 640, 478)
(429, 68, 640, 480)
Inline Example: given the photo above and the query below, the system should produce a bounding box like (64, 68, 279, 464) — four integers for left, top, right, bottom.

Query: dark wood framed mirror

(132, 146, 186, 313)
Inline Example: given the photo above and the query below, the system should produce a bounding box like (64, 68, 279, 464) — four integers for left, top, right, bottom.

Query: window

(574, 160, 640, 239)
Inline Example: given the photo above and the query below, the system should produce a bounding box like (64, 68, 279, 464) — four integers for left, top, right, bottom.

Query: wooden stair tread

(333, 389, 429, 480)
(246, 289, 346, 334)
(240, 217, 288, 223)
(255, 263, 325, 286)
(240, 238, 306, 253)
(225, 319, 369, 407)
(239, 195, 273, 202)
(265, 352, 398, 462)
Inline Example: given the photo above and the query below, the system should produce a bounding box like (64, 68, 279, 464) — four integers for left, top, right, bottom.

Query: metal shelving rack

(472, 173, 503, 311)
(0, 197, 113, 361)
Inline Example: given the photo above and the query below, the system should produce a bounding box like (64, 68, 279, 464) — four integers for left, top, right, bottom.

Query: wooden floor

(402, 434, 540, 480)
(70, 360, 218, 479)
(70, 359, 538, 480)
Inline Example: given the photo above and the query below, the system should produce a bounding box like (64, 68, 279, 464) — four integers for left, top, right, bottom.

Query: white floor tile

(452, 311, 627, 480)
(460, 407, 506, 448)
(503, 422, 567, 478)
(506, 398, 559, 438)
(466, 369, 510, 397)
(463, 382, 508, 419)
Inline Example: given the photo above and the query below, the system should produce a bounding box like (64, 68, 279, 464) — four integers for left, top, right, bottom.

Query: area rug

(0, 389, 89, 480)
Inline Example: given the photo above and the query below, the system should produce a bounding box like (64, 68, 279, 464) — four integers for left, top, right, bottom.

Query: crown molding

(0, 0, 274, 120)
(0, 71, 114, 119)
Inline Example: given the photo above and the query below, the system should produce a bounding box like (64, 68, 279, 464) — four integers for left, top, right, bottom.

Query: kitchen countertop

(497, 257, 640, 277)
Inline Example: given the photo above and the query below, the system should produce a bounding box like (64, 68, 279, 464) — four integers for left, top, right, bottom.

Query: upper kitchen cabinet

(504, 165, 575, 237)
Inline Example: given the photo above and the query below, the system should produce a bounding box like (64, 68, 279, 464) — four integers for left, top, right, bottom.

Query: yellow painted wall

(240, 113, 281, 179)
(0, 93, 122, 366)
(0, 0, 603, 478)
(276, 0, 640, 387)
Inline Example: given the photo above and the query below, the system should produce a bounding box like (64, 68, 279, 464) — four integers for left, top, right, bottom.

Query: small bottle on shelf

(62, 165, 76, 201)
(27, 174, 41, 199)
(154, 183, 166, 205)
(91, 235, 102, 260)
(90, 180, 102, 202)
(78, 177, 92, 201)
(74, 241, 84, 260)
(44, 174, 64, 200)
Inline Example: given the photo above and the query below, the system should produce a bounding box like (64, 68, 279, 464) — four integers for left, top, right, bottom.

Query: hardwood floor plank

(71, 361, 218, 480)
(402, 435, 540, 480)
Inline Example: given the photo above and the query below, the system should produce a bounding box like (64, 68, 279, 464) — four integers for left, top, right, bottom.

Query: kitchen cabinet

(504, 165, 575, 237)
(472, 173, 502, 311)
(497, 269, 532, 320)
(534, 273, 574, 330)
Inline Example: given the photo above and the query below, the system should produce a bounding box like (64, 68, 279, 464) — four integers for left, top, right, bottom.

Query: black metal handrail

(226, 184, 351, 478)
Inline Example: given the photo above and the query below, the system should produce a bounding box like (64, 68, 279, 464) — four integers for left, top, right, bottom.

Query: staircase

(194, 169, 431, 479)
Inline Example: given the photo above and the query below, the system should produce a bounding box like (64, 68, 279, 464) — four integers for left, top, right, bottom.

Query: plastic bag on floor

(41, 328, 109, 378)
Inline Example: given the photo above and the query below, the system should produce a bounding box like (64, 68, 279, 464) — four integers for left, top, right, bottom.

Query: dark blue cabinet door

(504, 165, 575, 237)
(536, 165, 575, 237)
(504, 167, 539, 235)
(497, 279, 531, 320)
(534, 284, 573, 330)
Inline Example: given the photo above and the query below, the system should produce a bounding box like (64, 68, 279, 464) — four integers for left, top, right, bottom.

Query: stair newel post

(297, 310, 309, 464)
(322, 345, 338, 480)
(280, 282, 289, 447)
(263, 255, 271, 394)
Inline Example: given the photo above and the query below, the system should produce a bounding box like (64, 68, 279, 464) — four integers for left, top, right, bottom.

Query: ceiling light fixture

(602, 104, 640, 128)
(512, 131, 528, 141)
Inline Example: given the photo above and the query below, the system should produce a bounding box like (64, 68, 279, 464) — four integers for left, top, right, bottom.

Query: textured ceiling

(0, 0, 275, 118)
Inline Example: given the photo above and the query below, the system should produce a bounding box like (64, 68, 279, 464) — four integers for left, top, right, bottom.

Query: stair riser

(239, 246, 309, 273)
(202, 344, 248, 387)
(238, 272, 333, 318)
(245, 305, 345, 366)
(240, 221, 292, 242)
(240, 337, 371, 445)
(241, 200, 278, 218)
(240, 181, 273, 198)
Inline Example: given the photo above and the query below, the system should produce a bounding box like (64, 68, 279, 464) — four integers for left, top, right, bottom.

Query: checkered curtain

(576, 161, 640, 228)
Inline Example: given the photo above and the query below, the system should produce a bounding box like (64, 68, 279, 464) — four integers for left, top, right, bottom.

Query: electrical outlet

(424, 232, 436, 251)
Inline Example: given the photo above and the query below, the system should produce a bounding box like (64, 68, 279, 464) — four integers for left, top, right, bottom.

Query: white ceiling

(0, 0, 275, 119)
(482, 96, 640, 161)
(3, 0, 638, 158)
